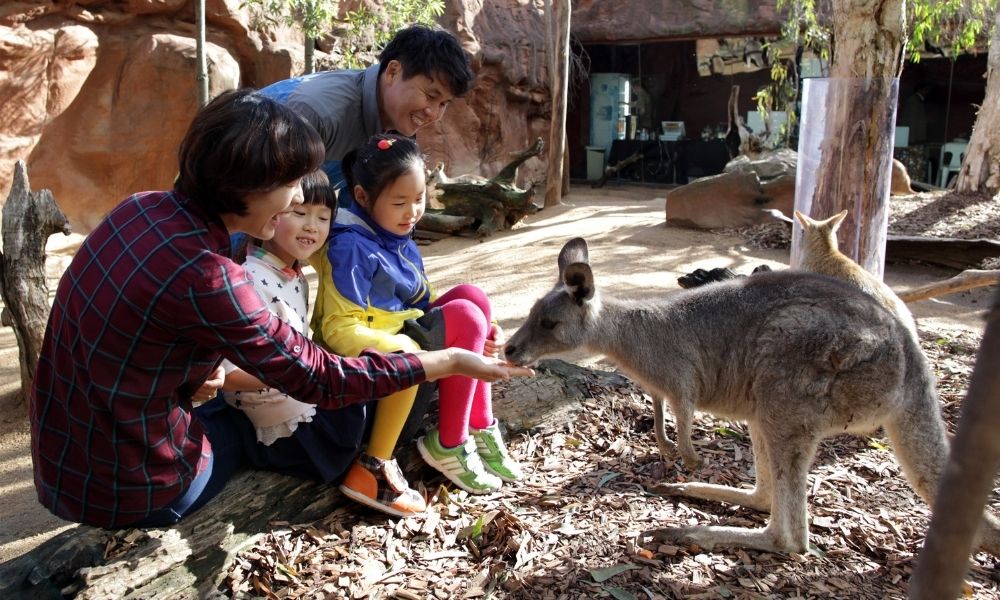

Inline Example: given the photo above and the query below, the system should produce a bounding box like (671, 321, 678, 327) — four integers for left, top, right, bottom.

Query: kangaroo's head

(794, 209, 847, 252)
(504, 237, 599, 366)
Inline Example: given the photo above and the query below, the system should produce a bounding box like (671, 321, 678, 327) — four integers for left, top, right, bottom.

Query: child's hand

(452, 348, 534, 383)
(193, 365, 225, 404)
(484, 322, 505, 358)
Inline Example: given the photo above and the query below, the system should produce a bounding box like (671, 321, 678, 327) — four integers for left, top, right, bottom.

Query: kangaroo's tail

(883, 339, 1000, 555)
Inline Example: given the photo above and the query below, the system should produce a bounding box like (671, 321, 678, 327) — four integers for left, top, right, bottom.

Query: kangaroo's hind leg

(651, 423, 771, 513)
(649, 430, 817, 553)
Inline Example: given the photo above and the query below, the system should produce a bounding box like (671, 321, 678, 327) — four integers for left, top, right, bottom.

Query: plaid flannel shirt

(30, 191, 425, 528)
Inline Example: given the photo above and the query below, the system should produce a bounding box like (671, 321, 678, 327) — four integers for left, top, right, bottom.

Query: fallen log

(415, 212, 475, 234)
(426, 138, 544, 236)
(887, 235, 1000, 271)
(898, 269, 1000, 303)
(0, 359, 635, 599)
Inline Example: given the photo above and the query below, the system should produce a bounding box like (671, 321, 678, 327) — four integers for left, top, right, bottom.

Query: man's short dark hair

(379, 24, 475, 97)
(175, 89, 325, 216)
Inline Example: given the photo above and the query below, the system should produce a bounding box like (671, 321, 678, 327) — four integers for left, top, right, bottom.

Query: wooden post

(543, 0, 571, 208)
(0, 161, 71, 411)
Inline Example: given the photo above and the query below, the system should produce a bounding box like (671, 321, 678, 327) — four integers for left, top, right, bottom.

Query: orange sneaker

(339, 453, 427, 518)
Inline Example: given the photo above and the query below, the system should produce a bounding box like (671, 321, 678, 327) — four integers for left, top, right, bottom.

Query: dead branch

(591, 152, 641, 188)
(898, 269, 1000, 303)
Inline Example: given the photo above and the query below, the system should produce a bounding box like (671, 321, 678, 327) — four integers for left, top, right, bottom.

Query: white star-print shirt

(221, 246, 317, 445)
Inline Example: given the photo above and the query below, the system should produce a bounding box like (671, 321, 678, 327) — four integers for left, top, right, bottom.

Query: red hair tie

(377, 138, 395, 150)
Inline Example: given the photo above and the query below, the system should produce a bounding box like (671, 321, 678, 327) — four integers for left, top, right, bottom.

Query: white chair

(939, 141, 967, 188)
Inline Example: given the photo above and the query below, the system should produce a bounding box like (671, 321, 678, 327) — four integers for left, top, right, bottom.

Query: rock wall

(1, 0, 782, 233)
(0, 0, 554, 233)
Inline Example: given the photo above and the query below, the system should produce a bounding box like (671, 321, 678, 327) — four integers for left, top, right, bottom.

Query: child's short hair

(342, 134, 425, 207)
(175, 88, 324, 217)
(379, 25, 474, 98)
(301, 170, 338, 220)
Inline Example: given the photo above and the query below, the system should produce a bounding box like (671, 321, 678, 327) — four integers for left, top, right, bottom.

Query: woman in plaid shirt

(29, 89, 532, 529)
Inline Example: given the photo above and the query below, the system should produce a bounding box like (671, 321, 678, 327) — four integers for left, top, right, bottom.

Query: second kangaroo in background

(794, 209, 918, 338)
(504, 237, 1000, 555)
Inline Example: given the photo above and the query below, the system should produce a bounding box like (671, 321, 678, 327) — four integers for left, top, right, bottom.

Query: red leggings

(430, 284, 495, 447)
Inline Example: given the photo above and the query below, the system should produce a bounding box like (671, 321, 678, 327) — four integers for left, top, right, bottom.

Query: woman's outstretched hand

(419, 347, 534, 382)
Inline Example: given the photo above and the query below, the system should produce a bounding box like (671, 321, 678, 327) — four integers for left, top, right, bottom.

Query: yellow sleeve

(310, 249, 421, 357)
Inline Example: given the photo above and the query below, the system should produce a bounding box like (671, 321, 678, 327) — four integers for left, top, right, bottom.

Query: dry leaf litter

(224, 190, 999, 599)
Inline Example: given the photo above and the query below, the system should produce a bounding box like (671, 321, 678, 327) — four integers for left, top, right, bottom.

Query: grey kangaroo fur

(794, 209, 918, 339)
(504, 237, 1000, 554)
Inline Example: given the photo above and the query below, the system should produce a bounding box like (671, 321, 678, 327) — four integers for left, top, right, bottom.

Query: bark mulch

(225, 326, 999, 599)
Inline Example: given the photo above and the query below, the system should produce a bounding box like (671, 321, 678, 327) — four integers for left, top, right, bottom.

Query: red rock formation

(0, 0, 783, 233)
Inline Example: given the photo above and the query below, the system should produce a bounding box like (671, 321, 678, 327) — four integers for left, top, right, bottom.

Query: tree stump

(0, 161, 71, 412)
(423, 138, 544, 236)
(0, 359, 636, 599)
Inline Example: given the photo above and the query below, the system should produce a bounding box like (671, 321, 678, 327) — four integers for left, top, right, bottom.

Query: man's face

(379, 60, 455, 136)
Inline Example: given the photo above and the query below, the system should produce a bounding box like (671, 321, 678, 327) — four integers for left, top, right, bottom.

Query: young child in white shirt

(221, 171, 378, 486)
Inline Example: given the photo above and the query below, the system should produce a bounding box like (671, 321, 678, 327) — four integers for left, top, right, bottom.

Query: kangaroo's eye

(540, 318, 557, 330)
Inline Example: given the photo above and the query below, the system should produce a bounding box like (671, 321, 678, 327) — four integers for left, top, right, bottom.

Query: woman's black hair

(175, 88, 325, 216)
(378, 24, 474, 97)
(342, 134, 425, 208)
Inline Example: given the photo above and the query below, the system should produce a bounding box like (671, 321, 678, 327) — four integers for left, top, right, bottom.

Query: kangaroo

(794, 209, 918, 339)
(504, 237, 1000, 554)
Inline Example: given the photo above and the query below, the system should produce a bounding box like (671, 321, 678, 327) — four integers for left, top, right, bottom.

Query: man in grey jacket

(260, 24, 475, 205)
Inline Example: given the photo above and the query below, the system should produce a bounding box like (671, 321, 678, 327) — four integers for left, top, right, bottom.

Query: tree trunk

(543, 0, 571, 208)
(909, 288, 1000, 599)
(0, 161, 71, 412)
(794, 0, 905, 280)
(304, 35, 315, 75)
(955, 9, 1000, 195)
(195, 0, 208, 106)
(0, 360, 631, 599)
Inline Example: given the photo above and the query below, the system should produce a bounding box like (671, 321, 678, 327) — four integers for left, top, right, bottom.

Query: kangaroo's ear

(793, 210, 810, 228)
(562, 262, 595, 303)
(558, 238, 590, 278)
(830, 209, 848, 230)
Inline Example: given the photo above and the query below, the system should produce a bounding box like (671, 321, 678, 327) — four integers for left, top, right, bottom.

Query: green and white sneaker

(417, 428, 502, 494)
(470, 420, 524, 483)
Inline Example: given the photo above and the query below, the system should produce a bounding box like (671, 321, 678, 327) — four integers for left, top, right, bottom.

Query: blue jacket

(312, 205, 435, 357)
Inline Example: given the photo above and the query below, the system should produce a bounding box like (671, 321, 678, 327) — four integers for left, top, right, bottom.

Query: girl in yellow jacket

(315, 134, 523, 516)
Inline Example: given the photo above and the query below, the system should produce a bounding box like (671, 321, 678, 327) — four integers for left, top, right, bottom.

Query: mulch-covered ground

(225, 189, 999, 599)
(225, 325, 998, 600)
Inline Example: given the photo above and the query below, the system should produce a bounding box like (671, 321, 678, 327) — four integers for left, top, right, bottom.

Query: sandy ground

(0, 185, 993, 564)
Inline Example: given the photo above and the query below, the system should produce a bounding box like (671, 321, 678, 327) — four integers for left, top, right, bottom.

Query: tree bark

(796, 0, 905, 280)
(543, 0, 571, 208)
(955, 9, 1000, 195)
(0, 161, 71, 412)
(909, 288, 1000, 599)
(0, 359, 631, 599)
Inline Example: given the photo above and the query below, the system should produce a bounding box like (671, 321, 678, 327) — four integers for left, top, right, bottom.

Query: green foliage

(755, 0, 996, 146)
(907, 0, 995, 62)
(338, 0, 446, 69)
(241, 0, 337, 41)
(241, 0, 445, 73)
(753, 0, 830, 147)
